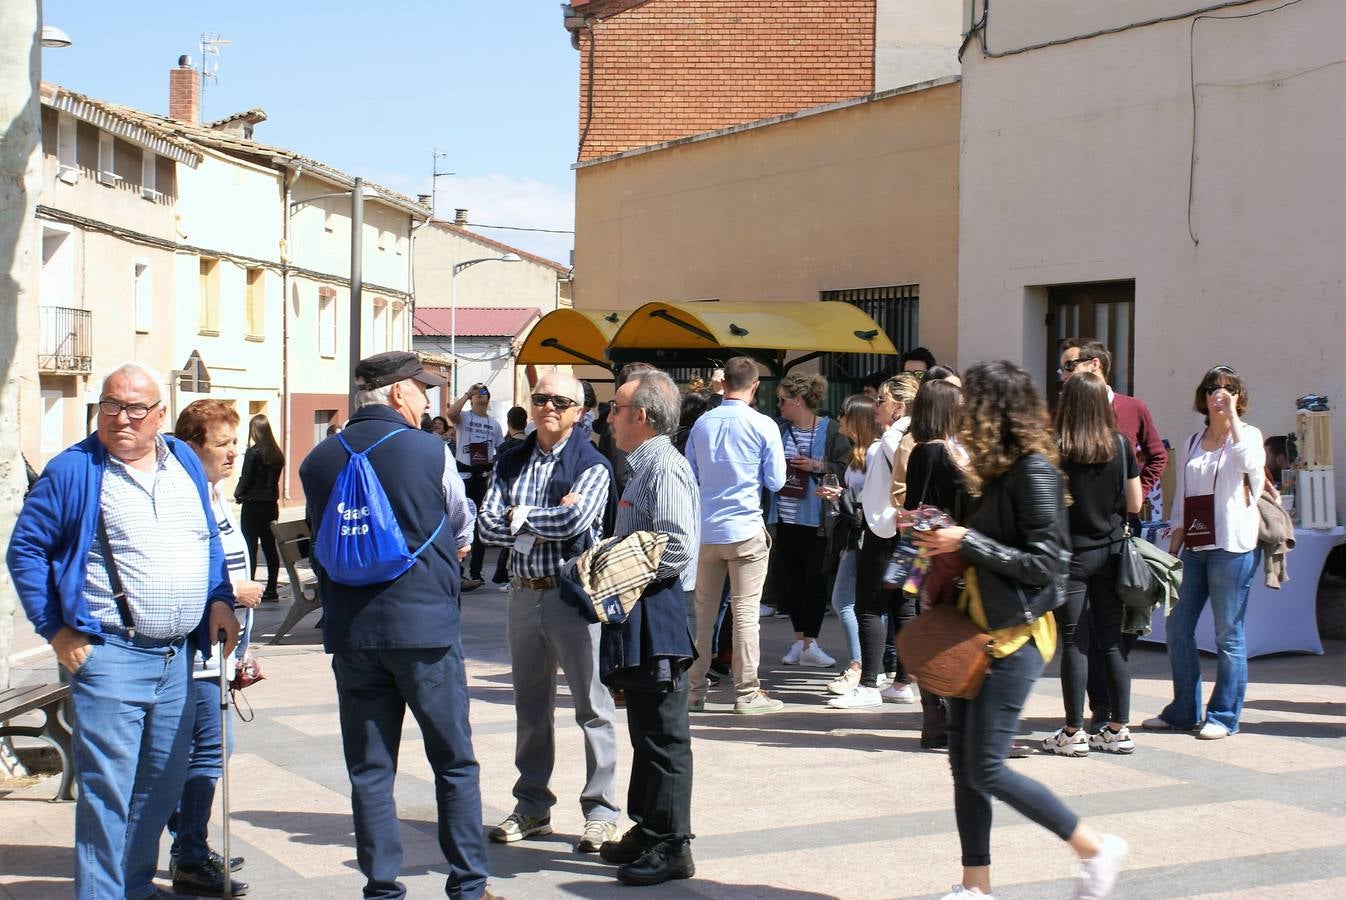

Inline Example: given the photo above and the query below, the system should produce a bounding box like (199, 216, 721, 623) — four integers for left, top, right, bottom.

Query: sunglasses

(1204, 384, 1238, 395)
(530, 393, 578, 411)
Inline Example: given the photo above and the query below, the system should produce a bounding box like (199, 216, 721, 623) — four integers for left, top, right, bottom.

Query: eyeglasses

(608, 401, 634, 414)
(98, 399, 160, 420)
(531, 393, 578, 411)
(776, 395, 794, 405)
(1058, 358, 1091, 374)
(909, 370, 927, 380)
(1205, 384, 1238, 395)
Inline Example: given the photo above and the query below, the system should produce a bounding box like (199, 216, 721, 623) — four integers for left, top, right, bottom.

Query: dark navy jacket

(493, 430, 617, 564)
(300, 405, 462, 652)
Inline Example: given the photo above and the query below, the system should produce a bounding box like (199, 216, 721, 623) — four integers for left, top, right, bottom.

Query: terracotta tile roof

(40, 83, 203, 167)
(413, 307, 541, 339)
(428, 220, 571, 274)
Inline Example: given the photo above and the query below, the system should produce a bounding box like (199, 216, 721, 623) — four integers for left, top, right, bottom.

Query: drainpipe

(280, 163, 301, 502)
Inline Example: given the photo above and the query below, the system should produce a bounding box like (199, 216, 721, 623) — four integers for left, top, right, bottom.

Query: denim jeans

(946, 641, 1079, 867)
(829, 549, 861, 665)
(168, 675, 233, 867)
(1160, 547, 1260, 732)
(332, 644, 489, 900)
(70, 631, 193, 900)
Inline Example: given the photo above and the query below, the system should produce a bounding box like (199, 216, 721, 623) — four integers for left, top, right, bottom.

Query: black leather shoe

(617, 841, 695, 886)
(599, 825, 649, 864)
(206, 848, 244, 872)
(172, 858, 250, 896)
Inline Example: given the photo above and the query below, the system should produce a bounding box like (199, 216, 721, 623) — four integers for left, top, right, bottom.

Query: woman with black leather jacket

(913, 361, 1127, 900)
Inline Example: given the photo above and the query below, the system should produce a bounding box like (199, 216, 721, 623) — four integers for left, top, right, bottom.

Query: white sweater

(861, 418, 910, 539)
(1171, 425, 1266, 554)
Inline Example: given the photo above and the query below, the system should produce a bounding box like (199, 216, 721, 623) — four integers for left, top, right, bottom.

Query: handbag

(897, 591, 996, 700)
(1113, 434, 1158, 607)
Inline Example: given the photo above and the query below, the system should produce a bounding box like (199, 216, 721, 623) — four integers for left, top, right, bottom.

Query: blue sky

(40, 0, 580, 263)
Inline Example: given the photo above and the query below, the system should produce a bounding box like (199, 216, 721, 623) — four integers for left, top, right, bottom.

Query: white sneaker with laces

(781, 639, 804, 665)
(1088, 725, 1135, 754)
(880, 682, 916, 704)
(798, 642, 835, 668)
(827, 668, 861, 695)
(1073, 834, 1128, 899)
(1197, 721, 1230, 740)
(939, 886, 995, 900)
(1042, 727, 1090, 757)
(827, 685, 881, 709)
(759, 604, 776, 619)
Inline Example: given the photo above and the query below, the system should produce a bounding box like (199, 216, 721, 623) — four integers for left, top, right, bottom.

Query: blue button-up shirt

(684, 398, 787, 544)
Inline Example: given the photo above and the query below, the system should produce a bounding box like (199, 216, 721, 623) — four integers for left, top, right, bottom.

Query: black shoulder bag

(1114, 434, 1157, 606)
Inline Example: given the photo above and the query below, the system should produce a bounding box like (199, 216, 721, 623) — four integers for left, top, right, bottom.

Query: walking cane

(217, 629, 233, 900)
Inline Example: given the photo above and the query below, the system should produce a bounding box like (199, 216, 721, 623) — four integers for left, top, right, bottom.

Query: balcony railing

(38, 306, 92, 375)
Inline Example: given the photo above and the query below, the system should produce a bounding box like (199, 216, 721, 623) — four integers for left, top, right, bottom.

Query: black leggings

(463, 468, 491, 578)
(774, 523, 829, 638)
(1059, 546, 1131, 727)
(855, 529, 919, 687)
(239, 501, 280, 592)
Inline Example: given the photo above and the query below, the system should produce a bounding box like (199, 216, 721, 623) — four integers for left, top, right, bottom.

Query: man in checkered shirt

(477, 372, 621, 855)
(8, 363, 238, 900)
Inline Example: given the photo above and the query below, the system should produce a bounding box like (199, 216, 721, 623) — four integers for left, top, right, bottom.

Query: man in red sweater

(1060, 338, 1169, 730)
(1060, 339, 1168, 498)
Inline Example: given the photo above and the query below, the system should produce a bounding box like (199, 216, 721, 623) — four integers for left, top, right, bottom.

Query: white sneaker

(827, 668, 861, 695)
(1073, 834, 1128, 899)
(827, 685, 881, 709)
(498, 584, 510, 593)
(1088, 725, 1135, 754)
(798, 642, 835, 668)
(875, 673, 891, 689)
(781, 639, 804, 665)
(1197, 721, 1230, 740)
(758, 604, 776, 619)
(1042, 727, 1090, 757)
(880, 682, 916, 704)
(939, 886, 995, 900)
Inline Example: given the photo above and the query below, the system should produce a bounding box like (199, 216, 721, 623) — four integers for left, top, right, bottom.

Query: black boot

(599, 825, 650, 864)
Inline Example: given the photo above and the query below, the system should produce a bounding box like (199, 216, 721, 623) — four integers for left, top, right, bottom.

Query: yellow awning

(607, 300, 897, 370)
(516, 308, 626, 368)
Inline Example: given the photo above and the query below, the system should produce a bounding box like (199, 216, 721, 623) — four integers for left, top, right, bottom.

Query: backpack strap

(337, 427, 408, 458)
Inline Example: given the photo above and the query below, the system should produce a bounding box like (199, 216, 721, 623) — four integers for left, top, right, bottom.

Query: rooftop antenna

(199, 32, 232, 117)
(430, 148, 454, 219)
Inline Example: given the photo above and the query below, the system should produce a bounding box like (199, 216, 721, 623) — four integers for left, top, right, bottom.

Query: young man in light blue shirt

(683, 357, 788, 714)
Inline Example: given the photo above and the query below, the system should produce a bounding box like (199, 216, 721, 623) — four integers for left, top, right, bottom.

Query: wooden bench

(0, 682, 75, 801)
(269, 518, 322, 644)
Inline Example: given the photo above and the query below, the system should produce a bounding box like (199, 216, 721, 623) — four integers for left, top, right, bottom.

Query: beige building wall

(414, 223, 569, 311)
(957, 0, 1346, 512)
(26, 108, 183, 466)
(572, 79, 962, 365)
(875, 0, 965, 90)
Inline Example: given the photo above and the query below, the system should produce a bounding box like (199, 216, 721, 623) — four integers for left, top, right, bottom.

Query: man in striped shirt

(596, 369, 700, 887)
(477, 373, 621, 855)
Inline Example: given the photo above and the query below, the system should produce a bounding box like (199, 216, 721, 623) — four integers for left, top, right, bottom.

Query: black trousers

(855, 529, 917, 687)
(774, 523, 829, 638)
(239, 501, 280, 592)
(1062, 547, 1132, 727)
(462, 468, 491, 578)
(624, 681, 693, 847)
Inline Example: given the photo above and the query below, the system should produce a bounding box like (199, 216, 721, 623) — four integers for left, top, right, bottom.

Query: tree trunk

(0, 0, 41, 777)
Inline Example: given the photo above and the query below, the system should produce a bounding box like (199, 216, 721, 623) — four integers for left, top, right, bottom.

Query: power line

(466, 222, 575, 235)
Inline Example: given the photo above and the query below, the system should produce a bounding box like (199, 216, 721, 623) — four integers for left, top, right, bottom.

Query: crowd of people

(7, 337, 1280, 900)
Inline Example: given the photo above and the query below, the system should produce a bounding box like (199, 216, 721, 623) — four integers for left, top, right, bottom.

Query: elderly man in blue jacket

(7, 363, 237, 900)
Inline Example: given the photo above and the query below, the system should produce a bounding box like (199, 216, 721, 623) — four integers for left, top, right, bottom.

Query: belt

(511, 575, 559, 591)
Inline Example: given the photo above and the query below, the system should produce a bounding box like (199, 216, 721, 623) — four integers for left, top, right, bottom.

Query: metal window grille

(818, 285, 919, 402)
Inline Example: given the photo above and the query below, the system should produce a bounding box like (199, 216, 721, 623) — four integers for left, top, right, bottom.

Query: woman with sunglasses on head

(914, 361, 1127, 900)
(767, 372, 851, 669)
(1044, 373, 1142, 758)
(1144, 366, 1264, 741)
(815, 394, 880, 696)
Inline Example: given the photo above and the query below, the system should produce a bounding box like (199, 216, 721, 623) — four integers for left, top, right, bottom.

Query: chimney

(169, 55, 200, 125)
(454, 208, 469, 226)
(416, 194, 432, 207)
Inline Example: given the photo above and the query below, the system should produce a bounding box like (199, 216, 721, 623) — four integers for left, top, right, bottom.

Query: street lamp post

(449, 253, 520, 397)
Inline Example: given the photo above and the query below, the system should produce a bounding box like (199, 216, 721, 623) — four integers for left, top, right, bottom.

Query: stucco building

(956, 0, 1346, 512)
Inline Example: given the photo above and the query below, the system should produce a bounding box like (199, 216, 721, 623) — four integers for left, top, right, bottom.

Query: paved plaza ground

(4, 551, 1345, 899)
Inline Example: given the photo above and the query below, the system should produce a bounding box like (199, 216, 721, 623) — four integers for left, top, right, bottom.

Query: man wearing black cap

(300, 351, 497, 900)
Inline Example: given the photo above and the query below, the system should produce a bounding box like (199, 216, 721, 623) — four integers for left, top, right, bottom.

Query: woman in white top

(1144, 366, 1264, 741)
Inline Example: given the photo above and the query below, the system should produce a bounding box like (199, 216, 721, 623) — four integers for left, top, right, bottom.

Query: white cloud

(371, 170, 574, 265)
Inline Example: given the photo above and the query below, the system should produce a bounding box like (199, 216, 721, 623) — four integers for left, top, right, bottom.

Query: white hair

(535, 372, 584, 405)
(354, 377, 417, 410)
(101, 362, 166, 401)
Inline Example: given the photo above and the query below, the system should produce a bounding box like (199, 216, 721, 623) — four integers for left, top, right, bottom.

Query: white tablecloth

(1141, 525, 1345, 657)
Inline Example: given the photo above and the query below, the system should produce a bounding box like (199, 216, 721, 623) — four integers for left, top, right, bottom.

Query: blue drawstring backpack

(314, 429, 446, 586)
